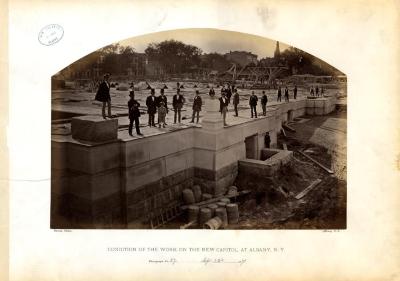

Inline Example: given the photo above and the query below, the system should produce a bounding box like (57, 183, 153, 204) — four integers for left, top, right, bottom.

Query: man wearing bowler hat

(128, 91, 142, 136)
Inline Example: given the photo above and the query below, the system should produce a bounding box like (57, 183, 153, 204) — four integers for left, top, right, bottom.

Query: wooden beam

(298, 151, 334, 174)
(281, 128, 287, 137)
(295, 179, 322, 199)
(180, 221, 197, 229)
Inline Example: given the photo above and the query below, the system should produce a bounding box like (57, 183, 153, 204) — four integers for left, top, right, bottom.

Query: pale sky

(119, 28, 290, 59)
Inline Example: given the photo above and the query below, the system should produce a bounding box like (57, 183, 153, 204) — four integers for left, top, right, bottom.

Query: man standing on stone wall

(261, 91, 268, 116)
(249, 91, 258, 118)
(219, 92, 229, 126)
(173, 89, 185, 123)
(157, 88, 168, 125)
(128, 91, 142, 136)
(190, 90, 203, 123)
(284, 86, 289, 102)
(226, 84, 232, 104)
(209, 86, 215, 97)
(293, 85, 298, 99)
(95, 73, 112, 119)
(233, 89, 240, 117)
(146, 88, 157, 127)
(190, 90, 202, 123)
(277, 86, 282, 102)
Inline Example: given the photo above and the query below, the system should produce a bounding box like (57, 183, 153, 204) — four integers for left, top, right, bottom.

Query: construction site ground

(232, 107, 347, 229)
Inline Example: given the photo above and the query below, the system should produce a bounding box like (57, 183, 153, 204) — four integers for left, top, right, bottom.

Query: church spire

(274, 41, 280, 58)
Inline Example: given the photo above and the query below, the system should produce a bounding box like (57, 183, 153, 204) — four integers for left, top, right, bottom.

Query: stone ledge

(238, 149, 293, 177)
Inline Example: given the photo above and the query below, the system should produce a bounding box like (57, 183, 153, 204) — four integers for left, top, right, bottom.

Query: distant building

(259, 57, 275, 67)
(59, 51, 104, 80)
(145, 59, 165, 77)
(225, 51, 258, 67)
(128, 53, 146, 77)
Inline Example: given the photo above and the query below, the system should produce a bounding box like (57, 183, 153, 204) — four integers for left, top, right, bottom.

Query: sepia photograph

(50, 28, 347, 229)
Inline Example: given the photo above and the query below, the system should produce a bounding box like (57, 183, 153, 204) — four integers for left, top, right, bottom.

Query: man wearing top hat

(232, 89, 240, 117)
(190, 90, 202, 123)
(128, 91, 142, 136)
(172, 89, 185, 123)
(219, 92, 229, 126)
(249, 91, 258, 118)
(146, 88, 157, 127)
(95, 73, 112, 119)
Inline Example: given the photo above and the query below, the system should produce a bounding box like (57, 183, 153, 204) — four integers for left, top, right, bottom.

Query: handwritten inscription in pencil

(148, 258, 247, 266)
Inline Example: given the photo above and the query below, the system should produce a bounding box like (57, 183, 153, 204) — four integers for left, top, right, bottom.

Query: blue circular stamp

(38, 24, 64, 46)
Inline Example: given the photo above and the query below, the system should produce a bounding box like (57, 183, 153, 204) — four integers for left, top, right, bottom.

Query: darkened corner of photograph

(50, 28, 347, 230)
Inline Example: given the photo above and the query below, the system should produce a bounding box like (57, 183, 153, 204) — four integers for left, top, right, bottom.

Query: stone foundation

(125, 168, 194, 226)
(51, 96, 336, 228)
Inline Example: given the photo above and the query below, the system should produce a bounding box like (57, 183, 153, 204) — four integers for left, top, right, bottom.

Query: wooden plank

(181, 190, 251, 210)
(180, 221, 197, 229)
(281, 128, 287, 137)
(295, 179, 322, 199)
(278, 186, 288, 198)
(298, 150, 334, 174)
(283, 124, 296, 132)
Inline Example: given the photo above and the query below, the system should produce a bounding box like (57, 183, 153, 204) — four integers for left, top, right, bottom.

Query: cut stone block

(71, 115, 118, 142)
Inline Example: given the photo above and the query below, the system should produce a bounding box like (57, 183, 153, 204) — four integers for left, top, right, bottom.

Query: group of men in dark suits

(248, 90, 269, 118)
(127, 87, 205, 137)
(216, 84, 240, 126)
(144, 88, 187, 127)
(277, 85, 298, 102)
(100, 75, 304, 137)
(216, 84, 272, 121)
(309, 85, 323, 97)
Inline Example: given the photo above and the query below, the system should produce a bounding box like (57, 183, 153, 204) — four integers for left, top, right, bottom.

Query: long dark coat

(233, 93, 240, 105)
(128, 99, 141, 119)
(146, 95, 157, 114)
(219, 97, 229, 112)
(173, 94, 185, 109)
(261, 95, 268, 105)
(249, 95, 258, 106)
(192, 96, 202, 111)
(95, 81, 111, 102)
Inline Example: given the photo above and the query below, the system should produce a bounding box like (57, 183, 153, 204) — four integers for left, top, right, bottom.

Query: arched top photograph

(51, 28, 347, 230)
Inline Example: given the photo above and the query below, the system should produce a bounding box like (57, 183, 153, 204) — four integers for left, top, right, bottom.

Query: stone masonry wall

(51, 96, 336, 228)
